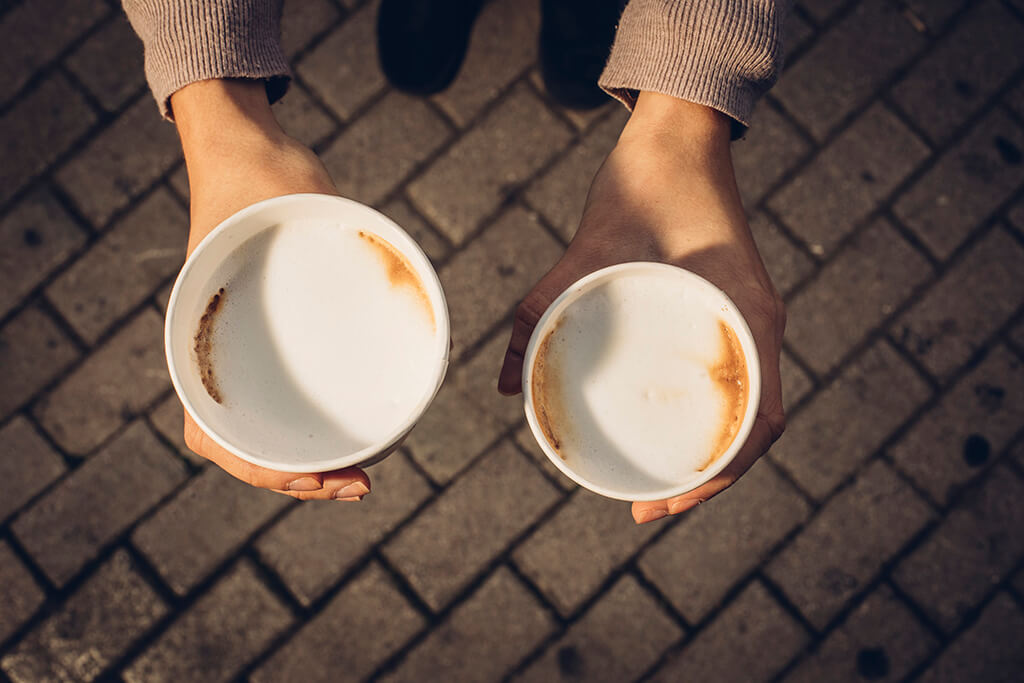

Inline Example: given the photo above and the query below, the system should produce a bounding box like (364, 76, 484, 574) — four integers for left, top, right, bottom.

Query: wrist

(620, 92, 731, 160)
(172, 79, 286, 154)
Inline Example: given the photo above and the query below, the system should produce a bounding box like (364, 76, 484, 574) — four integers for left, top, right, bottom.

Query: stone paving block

(148, 393, 204, 466)
(0, 305, 80, 419)
(0, 417, 67, 523)
(892, 228, 1024, 379)
(0, 541, 45, 644)
(894, 110, 1024, 260)
(773, 0, 925, 141)
(733, 105, 812, 208)
(133, 466, 291, 596)
(123, 561, 293, 683)
(782, 584, 936, 683)
(0, 550, 166, 683)
(766, 461, 934, 629)
(902, 0, 970, 32)
(0, 187, 86, 319)
(57, 97, 182, 227)
(916, 592, 1024, 683)
(432, 0, 540, 126)
(272, 83, 337, 149)
(523, 107, 629, 242)
(256, 452, 432, 606)
(252, 562, 425, 683)
(651, 580, 808, 683)
(784, 219, 932, 374)
(0, 0, 108, 105)
(11, 421, 186, 587)
(749, 211, 815, 297)
(771, 341, 931, 500)
(768, 107, 929, 255)
(34, 309, 169, 454)
(380, 197, 451, 263)
(513, 575, 682, 683)
(782, 9, 814, 59)
(47, 188, 187, 344)
(1006, 81, 1024, 120)
(894, 465, 1024, 632)
(439, 206, 562, 354)
(529, 70, 615, 131)
(382, 567, 556, 682)
(280, 0, 341, 57)
(295, 0, 385, 120)
(409, 84, 574, 244)
(65, 13, 146, 112)
(321, 91, 450, 206)
(404, 382, 504, 484)
(452, 324, 523, 427)
(890, 2, 1024, 145)
(890, 346, 1024, 504)
(382, 440, 560, 611)
(513, 423, 576, 492)
(1, 74, 96, 205)
(798, 0, 848, 22)
(168, 164, 189, 203)
(780, 348, 814, 412)
(639, 460, 810, 623)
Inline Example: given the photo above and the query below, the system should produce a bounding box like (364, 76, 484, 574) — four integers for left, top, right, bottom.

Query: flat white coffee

(529, 266, 752, 497)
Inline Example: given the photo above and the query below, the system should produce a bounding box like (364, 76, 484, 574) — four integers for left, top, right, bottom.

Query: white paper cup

(521, 262, 760, 501)
(165, 193, 450, 473)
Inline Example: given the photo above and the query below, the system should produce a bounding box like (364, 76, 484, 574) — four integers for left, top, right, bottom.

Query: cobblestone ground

(2, 0, 1024, 681)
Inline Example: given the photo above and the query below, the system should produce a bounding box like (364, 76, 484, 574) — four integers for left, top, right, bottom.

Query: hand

(172, 79, 370, 501)
(498, 93, 786, 523)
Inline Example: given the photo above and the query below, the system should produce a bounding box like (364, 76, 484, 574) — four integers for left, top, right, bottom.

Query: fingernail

(287, 477, 322, 491)
(334, 482, 369, 499)
(638, 509, 668, 524)
(668, 499, 697, 515)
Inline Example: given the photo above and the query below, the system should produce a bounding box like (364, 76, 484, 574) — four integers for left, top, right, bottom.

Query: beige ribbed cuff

(123, 0, 291, 120)
(599, 0, 786, 138)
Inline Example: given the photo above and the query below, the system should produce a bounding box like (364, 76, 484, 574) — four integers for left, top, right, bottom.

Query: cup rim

(520, 261, 761, 501)
(164, 193, 451, 473)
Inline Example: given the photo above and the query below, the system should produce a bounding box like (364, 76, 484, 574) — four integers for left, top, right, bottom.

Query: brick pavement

(2, 0, 1024, 681)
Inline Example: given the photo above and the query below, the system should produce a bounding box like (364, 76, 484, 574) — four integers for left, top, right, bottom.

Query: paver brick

(651, 580, 808, 683)
(47, 188, 187, 343)
(56, 97, 182, 227)
(902, 0, 970, 32)
(380, 197, 451, 263)
(252, 562, 425, 683)
(892, 228, 1024, 379)
(0, 187, 86, 319)
(11, 421, 186, 587)
(1, 550, 166, 683)
(272, 83, 337, 149)
(798, 0, 848, 22)
(279, 0, 341, 57)
(513, 422, 576, 491)
(513, 575, 682, 683)
(439, 205, 562, 354)
(894, 110, 1024, 260)
(65, 13, 146, 112)
(0, 417, 67, 523)
(452, 323, 523, 427)
(256, 452, 432, 606)
(782, 9, 814, 59)
(771, 341, 931, 500)
(123, 561, 293, 683)
(782, 584, 937, 683)
(0, 305, 80, 419)
(894, 465, 1024, 632)
(733, 104, 812, 208)
(133, 466, 291, 596)
(168, 164, 189, 203)
(780, 348, 814, 412)
(768, 107, 929, 255)
(890, 1, 1024, 145)
(890, 346, 1024, 504)
(749, 211, 815, 297)
(382, 440, 560, 611)
(772, 0, 926, 140)
(148, 393, 204, 466)
(409, 84, 574, 244)
(0, 541, 44, 644)
(784, 219, 932, 375)
(321, 91, 450, 206)
(34, 309, 169, 454)
(1, 74, 96, 205)
(639, 460, 810, 623)
(766, 460, 934, 629)
(916, 592, 1024, 683)
(531, 70, 615, 131)
(382, 567, 556, 682)
(1006, 80, 1024, 120)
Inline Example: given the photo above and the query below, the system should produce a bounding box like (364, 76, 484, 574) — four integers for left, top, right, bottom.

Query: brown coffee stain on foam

(358, 231, 435, 331)
(531, 321, 571, 460)
(194, 287, 226, 404)
(697, 319, 749, 472)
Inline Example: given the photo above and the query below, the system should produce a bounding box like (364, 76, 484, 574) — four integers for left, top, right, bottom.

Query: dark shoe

(539, 0, 626, 109)
(377, 0, 487, 95)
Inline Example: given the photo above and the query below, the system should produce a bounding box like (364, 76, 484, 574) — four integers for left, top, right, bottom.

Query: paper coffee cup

(522, 262, 760, 501)
(165, 194, 450, 473)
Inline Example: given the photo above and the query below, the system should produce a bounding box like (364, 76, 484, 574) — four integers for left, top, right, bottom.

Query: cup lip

(164, 193, 451, 473)
(521, 261, 762, 501)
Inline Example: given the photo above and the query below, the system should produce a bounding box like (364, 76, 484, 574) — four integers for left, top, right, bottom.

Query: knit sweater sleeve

(122, 0, 291, 120)
(599, 0, 788, 138)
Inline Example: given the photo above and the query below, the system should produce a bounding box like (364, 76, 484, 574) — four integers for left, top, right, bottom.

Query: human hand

(171, 79, 370, 501)
(498, 93, 786, 523)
